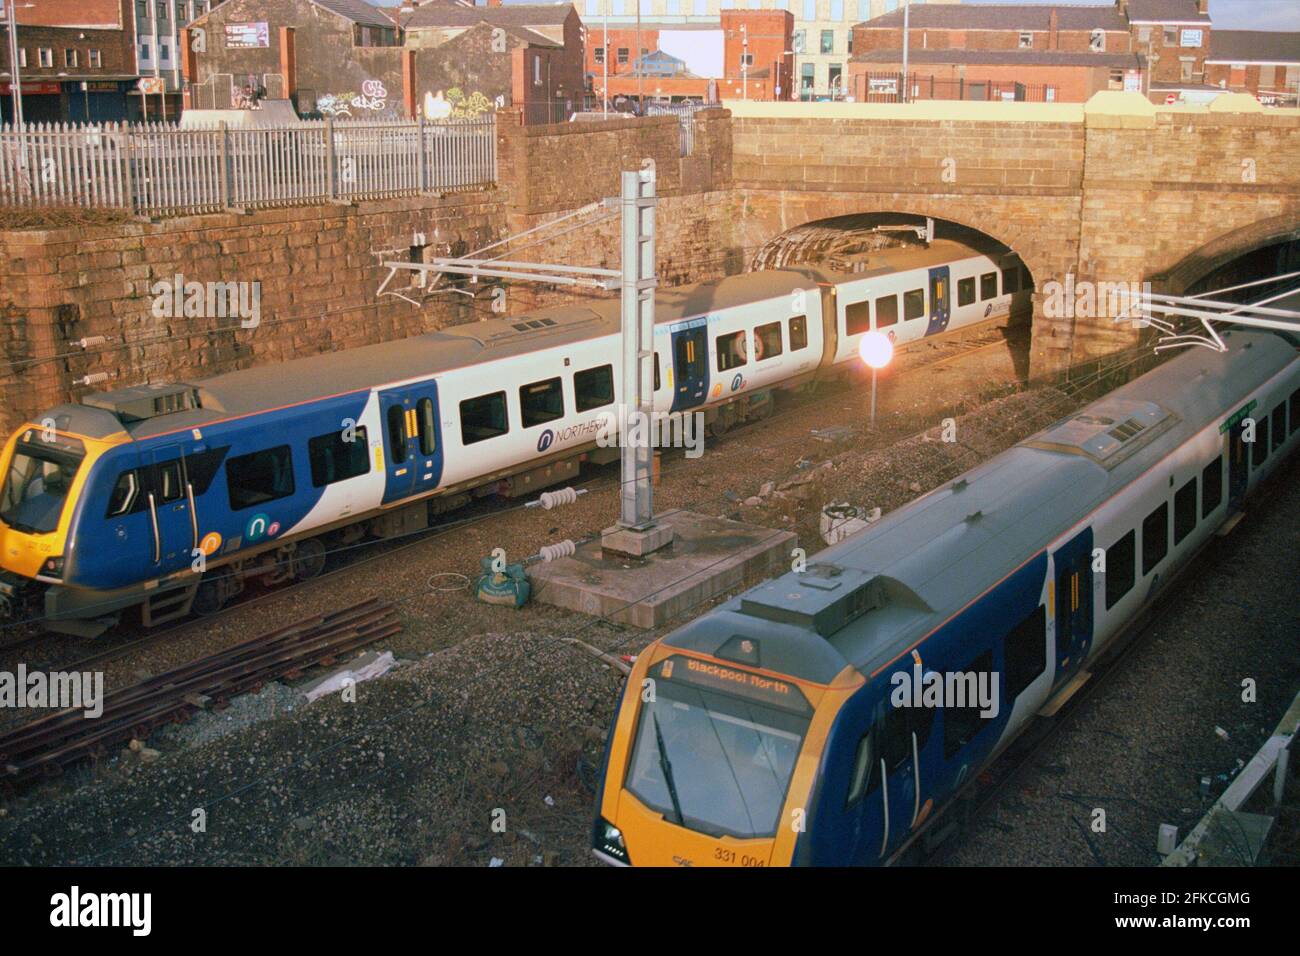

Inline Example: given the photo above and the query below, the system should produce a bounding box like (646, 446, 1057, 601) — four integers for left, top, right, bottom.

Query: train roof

(61, 239, 1000, 441)
(667, 330, 1299, 683)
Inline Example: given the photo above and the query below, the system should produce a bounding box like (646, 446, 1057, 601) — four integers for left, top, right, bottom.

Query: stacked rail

(0, 599, 400, 792)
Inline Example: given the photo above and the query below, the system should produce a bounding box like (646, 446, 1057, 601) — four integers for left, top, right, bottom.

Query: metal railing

(0, 115, 497, 216)
(646, 101, 709, 157)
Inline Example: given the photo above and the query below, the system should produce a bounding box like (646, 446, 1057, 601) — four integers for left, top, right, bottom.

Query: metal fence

(857, 72, 1058, 104)
(646, 102, 710, 157)
(0, 115, 497, 217)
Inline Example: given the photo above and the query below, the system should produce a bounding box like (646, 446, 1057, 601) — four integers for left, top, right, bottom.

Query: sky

(409, 0, 1300, 31)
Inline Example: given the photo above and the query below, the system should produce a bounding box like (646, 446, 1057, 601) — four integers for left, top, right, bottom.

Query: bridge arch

(1154, 214, 1300, 295)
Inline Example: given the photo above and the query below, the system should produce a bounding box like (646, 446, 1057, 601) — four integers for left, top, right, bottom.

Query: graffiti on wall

(422, 88, 495, 120)
(317, 79, 390, 118)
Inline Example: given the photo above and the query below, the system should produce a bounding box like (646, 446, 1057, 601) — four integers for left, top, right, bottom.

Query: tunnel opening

(1185, 236, 1300, 304)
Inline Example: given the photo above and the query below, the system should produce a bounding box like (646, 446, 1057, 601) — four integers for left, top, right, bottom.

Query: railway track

(0, 599, 401, 795)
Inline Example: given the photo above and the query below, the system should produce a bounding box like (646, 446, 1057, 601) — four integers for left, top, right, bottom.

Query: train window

(1173, 478, 1197, 545)
(874, 294, 898, 328)
(416, 398, 437, 456)
(1271, 403, 1286, 452)
(1141, 502, 1168, 575)
(846, 733, 876, 806)
(460, 392, 509, 445)
(156, 461, 182, 503)
(1004, 605, 1047, 700)
(225, 445, 295, 511)
(754, 321, 783, 359)
(520, 377, 564, 428)
(1002, 267, 1020, 294)
(184, 448, 228, 497)
(789, 315, 808, 351)
(386, 406, 407, 465)
(1202, 457, 1223, 517)
(943, 650, 993, 759)
(980, 272, 998, 300)
(957, 277, 976, 307)
(574, 365, 614, 412)
(1251, 415, 1269, 467)
(880, 699, 935, 774)
(903, 289, 925, 322)
(308, 426, 370, 487)
(717, 330, 748, 371)
(845, 300, 871, 336)
(1291, 389, 1300, 436)
(1105, 530, 1136, 609)
(106, 471, 138, 517)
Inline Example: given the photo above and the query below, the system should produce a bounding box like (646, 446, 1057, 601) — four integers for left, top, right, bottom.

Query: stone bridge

(725, 93, 1300, 373)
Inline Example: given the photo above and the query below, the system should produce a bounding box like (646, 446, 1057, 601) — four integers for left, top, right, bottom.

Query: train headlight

(40, 556, 64, 581)
(593, 816, 629, 864)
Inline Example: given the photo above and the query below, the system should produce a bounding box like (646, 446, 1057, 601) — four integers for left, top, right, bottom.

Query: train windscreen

(624, 662, 811, 840)
(0, 441, 84, 535)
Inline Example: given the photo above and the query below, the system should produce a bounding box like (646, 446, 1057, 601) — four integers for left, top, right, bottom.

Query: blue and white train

(592, 326, 1300, 867)
(0, 238, 1027, 634)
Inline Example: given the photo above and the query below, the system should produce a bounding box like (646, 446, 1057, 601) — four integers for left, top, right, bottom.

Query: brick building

(848, 3, 1144, 102)
(586, 8, 792, 103)
(182, 0, 584, 122)
(0, 0, 140, 122)
(1204, 30, 1300, 108)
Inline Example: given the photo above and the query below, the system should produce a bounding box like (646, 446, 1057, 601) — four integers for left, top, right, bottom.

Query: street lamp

(858, 331, 893, 426)
(2, 1, 36, 128)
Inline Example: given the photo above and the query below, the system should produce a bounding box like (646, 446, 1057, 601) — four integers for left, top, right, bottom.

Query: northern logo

(537, 429, 555, 453)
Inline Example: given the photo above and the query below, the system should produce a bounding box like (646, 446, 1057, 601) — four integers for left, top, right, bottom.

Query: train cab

(592, 595, 864, 867)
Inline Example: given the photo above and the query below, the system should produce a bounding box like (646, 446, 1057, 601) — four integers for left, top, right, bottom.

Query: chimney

(1048, 9, 1059, 50)
(1198, 0, 1209, 14)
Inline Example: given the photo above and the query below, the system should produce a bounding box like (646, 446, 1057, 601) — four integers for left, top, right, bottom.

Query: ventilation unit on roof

(81, 382, 202, 423)
(1024, 399, 1175, 468)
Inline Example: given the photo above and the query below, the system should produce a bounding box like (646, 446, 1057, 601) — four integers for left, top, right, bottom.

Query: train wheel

(192, 568, 235, 616)
(293, 538, 327, 581)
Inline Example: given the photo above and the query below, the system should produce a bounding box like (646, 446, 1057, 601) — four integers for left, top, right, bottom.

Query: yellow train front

(592, 613, 866, 868)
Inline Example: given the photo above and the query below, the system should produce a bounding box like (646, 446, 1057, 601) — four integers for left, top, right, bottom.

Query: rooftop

(852, 48, 1146, 69)
(1206, 30, 1300, 65)
(857, 3, 1130, 33)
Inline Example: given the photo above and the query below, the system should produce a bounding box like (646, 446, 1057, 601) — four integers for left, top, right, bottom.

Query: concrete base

(601, 522, 675, 557)
(530, 508, 798, 629)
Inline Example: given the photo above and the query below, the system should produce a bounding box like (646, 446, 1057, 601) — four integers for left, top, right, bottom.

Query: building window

(857, 0, 869, 19)
(585, 0, 598, 13)
(64, 49, 78, 68)
(308, 427, 370, 488)
(1018, 32, 1033, 49)
(38, 48, 53, 68)
(594, 47, 604, 64)
(793, 31, 805, 54)
(821, 30, 834, 55)
(803, 0, 815, 22)
(88, 49, 102, 69)
(617, 47, 630, 65)
(741, 52, 754, 67)
(1163, 26, 1177, 45)
(225, 446, 295, 511)
(533, 54, 542, 85)
(830, 0, 844, 21)
(1109, 68, 1124, 90)
(17, 48, 26, 68)
(1045, 86, 1056, 102)
(1137, 26, 1151, 44)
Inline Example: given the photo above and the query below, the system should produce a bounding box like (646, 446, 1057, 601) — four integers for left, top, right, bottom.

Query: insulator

(74, 372, 110, 386)
(538, 539, 577, 562)
(536, 486, 583, 510)
(75, 336, 110, 349)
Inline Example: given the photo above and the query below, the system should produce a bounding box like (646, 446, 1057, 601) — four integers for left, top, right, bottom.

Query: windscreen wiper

(653, 712, 686, 827)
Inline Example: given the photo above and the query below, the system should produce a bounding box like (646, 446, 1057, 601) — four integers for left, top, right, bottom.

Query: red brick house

(1204, 30, 1300, 107)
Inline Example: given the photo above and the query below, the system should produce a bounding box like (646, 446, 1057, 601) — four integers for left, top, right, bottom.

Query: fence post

(416, 114, 427, 193)
(325, 115, 336, 201)
(219, 121, 232, 210)
(120, 123, 136, 214)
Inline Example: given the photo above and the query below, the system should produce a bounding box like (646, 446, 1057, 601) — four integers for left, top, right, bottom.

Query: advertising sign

(226, 22, 270, 49)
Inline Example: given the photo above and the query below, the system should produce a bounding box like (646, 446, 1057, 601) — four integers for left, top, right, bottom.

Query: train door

(379, 381, 443, 505)
(669, 319, 709, 412)
(879, 700, 934, 859)
(1228, 421, 1249, 509)
(925, 266, 951, 336)
(145, 443, 197, 576)
(1051, 527, 1094, 683)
